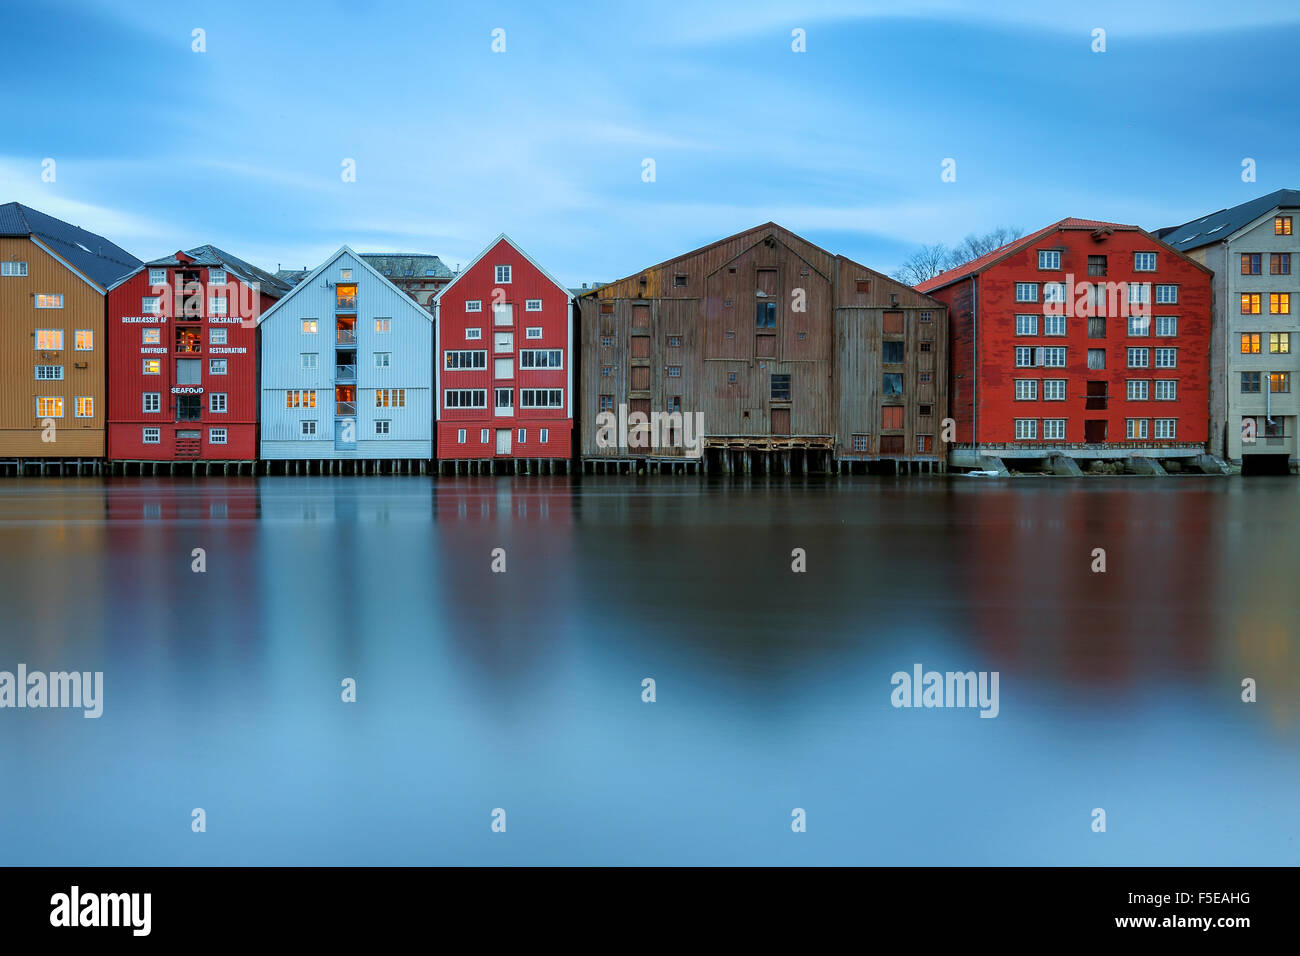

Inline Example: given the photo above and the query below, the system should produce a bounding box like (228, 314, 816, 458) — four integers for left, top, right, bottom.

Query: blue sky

(4, 0, 1300, 283)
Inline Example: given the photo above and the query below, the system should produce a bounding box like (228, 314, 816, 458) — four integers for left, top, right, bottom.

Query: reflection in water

(0, 476, 1295, 865)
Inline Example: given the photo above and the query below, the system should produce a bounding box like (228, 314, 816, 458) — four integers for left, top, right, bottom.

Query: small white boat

(963, 469, 1002, 477)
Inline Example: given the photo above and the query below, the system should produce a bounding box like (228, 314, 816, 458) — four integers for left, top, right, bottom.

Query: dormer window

(209, 268, 227, 285)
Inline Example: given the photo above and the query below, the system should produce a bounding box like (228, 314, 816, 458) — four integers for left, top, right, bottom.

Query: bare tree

(891, 243, 952, 286)
(892, 227, 1024, 286)
(947, 226, 1022, 267)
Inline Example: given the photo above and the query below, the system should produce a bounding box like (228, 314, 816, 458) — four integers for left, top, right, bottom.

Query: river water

(0, 475, 1296, 865)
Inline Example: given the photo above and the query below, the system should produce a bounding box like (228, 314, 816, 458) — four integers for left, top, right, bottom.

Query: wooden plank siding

(578, 223, 948, 463)
(0, 237, 106, 457)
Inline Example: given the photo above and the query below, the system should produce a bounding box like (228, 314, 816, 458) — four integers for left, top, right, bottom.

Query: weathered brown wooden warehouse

(577, 223, 949, 474)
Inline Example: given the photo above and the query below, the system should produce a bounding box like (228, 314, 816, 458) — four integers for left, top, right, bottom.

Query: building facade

(1158, 189, 1300, 471)
(106, 246, 287, 467)
(433, 235, 573, 470)
(361, 254, 454, 313)
(0, 202, 139, 465)
(918, 219, 1213, 471)
(258, 246, 433, 469)
(579, 223, 948, 474)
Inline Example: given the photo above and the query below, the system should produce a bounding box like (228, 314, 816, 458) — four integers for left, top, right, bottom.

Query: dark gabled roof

(1155, 189, 1300, 251)
(142, 244, 291, 298)
(0, 201, 140, 288)
(359, 252, 454, 279)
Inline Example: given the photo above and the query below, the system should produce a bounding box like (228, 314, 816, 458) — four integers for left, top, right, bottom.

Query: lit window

(35, 294, 63, 308)
(302, 319, 318, 334)
(1270, 293, 1291, 314)
(35, 329, 62, 350)
(35, 396, 63, 418)
(74, 330, 93, 350)
(286, 390, 318, 409)
(1241, 294, 1262, 314)
(375, 317, 391, 333)
(1270, 332, 1291, 354)
(1271, 372, 1290, 393)
(75, 397, 93, 418)
(142, 328, 161, 345)
(143, 359, 161, 374)
(1275, 216, 1292, 236)
(1241, 333, 1261, 354)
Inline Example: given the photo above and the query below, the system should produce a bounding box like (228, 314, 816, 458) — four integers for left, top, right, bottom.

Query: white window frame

(1015, 314, 1037, 336)
(35, 294, 64, 309)
(142, 359, 161, 375)
(148, 267, 167, 286)
(1, 261, 29, 276)
(1014, 379, 1037, 401)
(526, 327, 543, 339)
(525, 299, 542, 312)
(1014, 419, 1037, 440)
(519, 349, 563, 370)
(1154, 418, 1176, 439)
(1155, 315, 1177, 337)
(375, 352, 391, 368)
(301, 420, 317, 436)
(1134, 252, 1157, 272)
(210, 328, 227, 345)
(465, 300, 482, 313)
(1043, 314, 1066, 336)
(375, 317, 391, 333)
(1043, 379, 1066, 401)
(209, 392, 227, 414)
(301, 319, 318, 334)
(74, 396, 93, 419)
(1042, 419, 1066, 440)
(209, 358, 228, 375)
(34, 365, 64, 380)
(374, 420, 390, 436)
(1038, 250, 1061, 270)
(74, 330, 93, 350)
(1154, 380, 1177, 401)
(1126, 418, 1149, 439)
(1155, 284, 1178, 304)
(1127, 380, 1149, 401)
(520, 388, 564, 409)
(1041, 347, 1066, 368)
(208, 296, 228, 316)
(495, 265, 512, 284)
(1015, 283, 1038, 303)
(142, 392, 161, 413)
(1154, 348, 1177, 369)
(1015, 346, 1035, 367)
(494, 387, 513, 414)
(1127, 348, 1149, 368)
(209, 268, 227, 286)
(142, 427, 161, 444)
(465, 327, 482, 340)
(209, 427, 227, 444)
(444, 350, 487, 370)
(457, 428, 466, 443)
(445, 389, 488, 409)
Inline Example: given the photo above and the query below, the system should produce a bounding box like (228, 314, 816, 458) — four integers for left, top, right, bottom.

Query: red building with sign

(917, 219, 1214, 470)
(106, 246, 288, 468)
(433, 235, 574, 471)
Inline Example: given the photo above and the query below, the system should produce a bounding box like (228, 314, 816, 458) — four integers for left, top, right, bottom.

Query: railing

(336, 401, 356, 417)
(335, 297, 357, 312)
(175, 342, 202, 354)
(1265, 435, 1291, 445)
(335, 364, 356, 382)
(336, 329, 357, 345)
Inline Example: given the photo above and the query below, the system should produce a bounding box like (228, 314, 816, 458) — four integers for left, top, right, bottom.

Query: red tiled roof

(915, 218, 1140, 294)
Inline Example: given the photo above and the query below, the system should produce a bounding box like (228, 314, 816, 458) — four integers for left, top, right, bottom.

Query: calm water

(0, 474, 1297, 865)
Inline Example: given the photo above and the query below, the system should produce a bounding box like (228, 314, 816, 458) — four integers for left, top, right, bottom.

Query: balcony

(336, 401, 356, 417)
(335, 364, 356, 382)
(336, 328, 357, 345)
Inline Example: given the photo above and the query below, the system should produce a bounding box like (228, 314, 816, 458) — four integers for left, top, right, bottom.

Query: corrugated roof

(0, 201, 140, 287)
(143, 244, 291, 298)
(915, 218, 1141, 293)
(359, 253, 454, 279)
(1155, 188, 1300, 251)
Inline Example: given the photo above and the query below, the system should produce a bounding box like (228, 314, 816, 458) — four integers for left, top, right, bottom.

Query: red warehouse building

(107, 246, 288, 471)
(433, 235, 574, 472)
(917, 219, 1214, 473)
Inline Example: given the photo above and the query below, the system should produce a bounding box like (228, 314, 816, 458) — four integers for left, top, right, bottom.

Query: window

(517, 428, 527, 444)
(301, 421, 317, 436)
(35, 396, 63, 418)
(1043, 314, 1065, 336)
(771, 374, 791, 401)
(1128, 283, 1151, 304)
(1275, 216, 1292, 235)
(882, 341, 904, 363)
(375, 318, 391, 333)
(852, 434, 869, 452)
(1270, 332, 1291, 354)
(1154, 380, 1177, 401)
(34, 365, 63, 380)
(541, 428, 549, 444)
(1153, 419, 1176, 439)
(1270, 293, 1291, 314)
(525, 299, 542, 311)
(466, 300, 483, 312)
(1241, 372, 1262, 393)
(667, 335, 681, 348)
(301, 353, 317, 369)
(600, 365, 614, 377)
(1088, 317, 1106, 338)
(143, 427, 160, 444)
(1038, 250, 1061, 270)
(35, 294, 63, 308)
(1155, 315, 1178, 337)
(520, 349, 563, 369)
(1, 260, 29, 276)
(286, 390, 317, 408)
(1043, 379, 1066, 401)
(375, 420, 390, 435)
(919, 404, 932, 416)
(375, 389, 406, 407)
(74, 330, 93, 350)
(1241, 254, 1262, 275)
(520, 389, 563, 408)
(445, 389, 487, 408)
(493, 303, 513, 326)
(69, 396, 91, 419)
(920, 311, 932, 322)
(375, 352, 391, 368)
(466, 328, 482, 340)
(481, 428, 490, 443)
(209, 427, 227, 444)
(1087, 349, 1105, 370)
(1154, 348, 1177, 368)
(208, 296, 227, 315)
(142, 328, 161, 345)
(145, 267, 166, 286)
(1087, 255, 1107, 277)
(727, 372, 737, 384)
(1015, 283, 1038, 302)
(1127, 315, 1150, 336)
(335, 284, 357, 310)
(143, 393, 161, 413)
(1271, 372, 1291, 393)
(1016, 314, 1037, 336)
(1015, 379, 1037, 401)
(340, 269, 353, 281)
(35, 329, 62, 350)
(210, 359, 227, 375)
(494, 358, 513, 378)
(883, 373, 903, 395)
(143, 359, 161, 375)
(1041, 347, 1066, 367)
(600, 336, 613, 348)
(1015, 346, 1034, 367)
(210, 329, 227, 345)
(920, 341, 932, 352)
(1241, 294, 1262, 314)
(457, 429, 466, 443)
(1043, 282, 1066, 304)
(495, 387, 513, 411)
(495, 265, 511, 283)
(526, 327, 542, 339)
(1127, 380, 1149, 401)
(209, 392, 227, 413)
(756, 302, 777, 328)
(1042, 419, 1065, 440)
(1015, 419, 1037, 440)
(209, 268, 227, 286)
(1270, 253, 1291, 275)
(445, 350, 487, 369)
(919, 372, 932, 384)
(599, 395, 613, 413)
(1134, 252, 1157, 271)
(1126, 419, 1149, 439)
(1127, 348, 1149, 368)
(667, 366, 682, 378)
(302, 319, 318, 334)
(1155, 284, 1178, 304)
(1241, 333, 1261, 354)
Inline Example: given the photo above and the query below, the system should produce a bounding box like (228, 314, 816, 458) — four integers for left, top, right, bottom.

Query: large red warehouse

(433, 235, 574, 472)
(106, 247, 288, 470)
(917, 219, 1214, 472)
